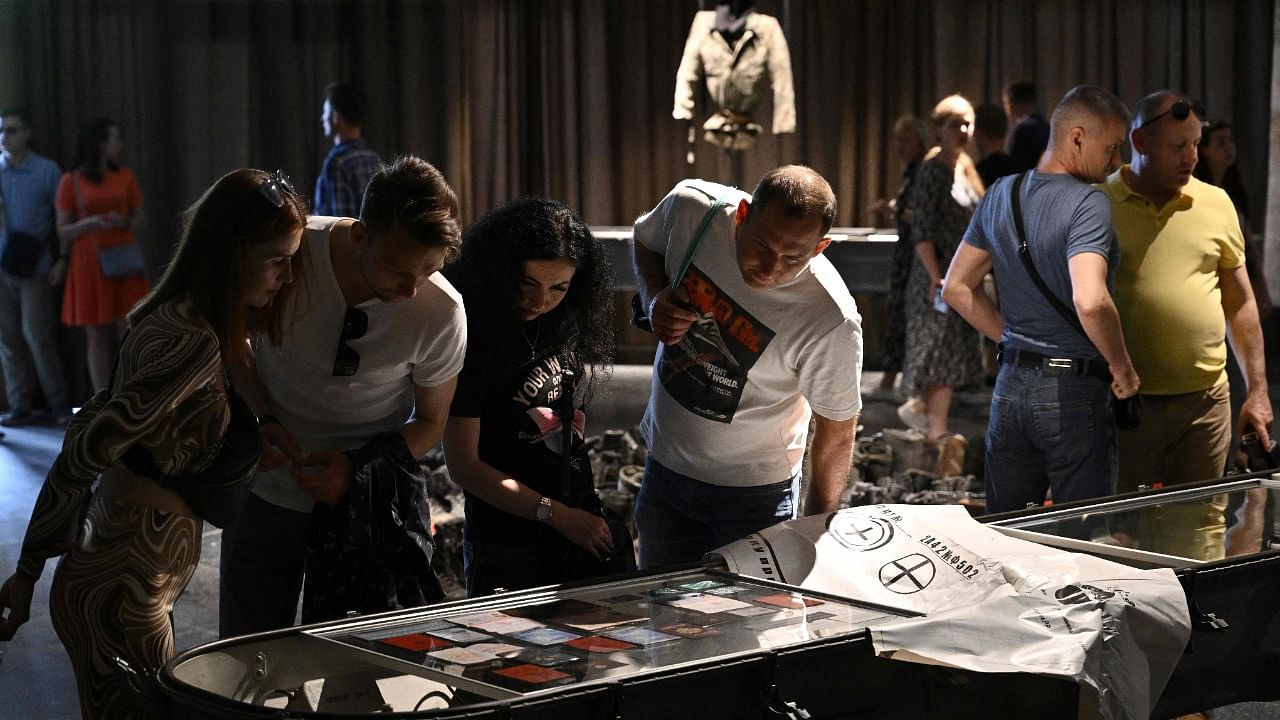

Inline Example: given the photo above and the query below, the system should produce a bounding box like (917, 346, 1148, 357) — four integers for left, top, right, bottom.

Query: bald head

(1131, 90, 1203, 133)
(1128, 90, 1205, 198)
(748, 164, 837, 236)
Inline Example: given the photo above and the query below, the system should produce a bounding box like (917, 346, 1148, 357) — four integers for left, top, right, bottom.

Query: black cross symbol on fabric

(848, 523, 877, 541)
(885, 558, 931, 590)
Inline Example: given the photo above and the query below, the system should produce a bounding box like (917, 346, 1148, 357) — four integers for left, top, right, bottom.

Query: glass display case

(985, 473, 1280, 716)
(160, 564, 1079, 719)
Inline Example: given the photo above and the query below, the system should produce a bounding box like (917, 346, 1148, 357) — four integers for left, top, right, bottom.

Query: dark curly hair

(1194, 121, 1249, 224)
(446, 198, 615, 383)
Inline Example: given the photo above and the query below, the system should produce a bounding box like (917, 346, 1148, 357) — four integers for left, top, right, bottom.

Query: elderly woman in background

(898, 95, 985, 444)
(869, 115, 931, 401)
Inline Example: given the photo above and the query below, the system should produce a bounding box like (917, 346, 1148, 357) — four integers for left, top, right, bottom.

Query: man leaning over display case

(630, 165, 862, 569)
(219, 156, 466, 636)
(943, 85, 1140, 514)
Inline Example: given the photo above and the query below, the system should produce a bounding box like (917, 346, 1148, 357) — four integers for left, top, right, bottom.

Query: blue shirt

(962, 170, 1119, 358)
(313, 138, 381, 218)
(0, 152, 61, 274)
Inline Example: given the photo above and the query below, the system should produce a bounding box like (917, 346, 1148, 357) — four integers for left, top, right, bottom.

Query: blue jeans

(634, 457, 798, 569)
(984, 364, 1116, 514)
(218, 493, 312, 638)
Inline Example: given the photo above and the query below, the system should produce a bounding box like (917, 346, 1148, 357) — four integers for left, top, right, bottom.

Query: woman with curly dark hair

(443, 197, 625, 596)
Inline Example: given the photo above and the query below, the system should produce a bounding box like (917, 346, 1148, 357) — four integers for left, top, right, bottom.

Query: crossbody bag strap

(1011, 171, 1088, 340)
(73, 172, 102, 256)
(669, 196, 731, 292)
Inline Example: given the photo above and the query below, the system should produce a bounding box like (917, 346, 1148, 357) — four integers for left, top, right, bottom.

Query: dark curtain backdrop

(1, 0, 1271, 273)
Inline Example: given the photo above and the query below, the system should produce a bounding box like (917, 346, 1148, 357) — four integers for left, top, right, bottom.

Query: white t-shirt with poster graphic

(634, 180, 862, 487)
(251, 215, 467, 512)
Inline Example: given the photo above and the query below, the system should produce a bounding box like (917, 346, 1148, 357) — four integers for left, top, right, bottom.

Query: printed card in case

(377, 633, 454, 653)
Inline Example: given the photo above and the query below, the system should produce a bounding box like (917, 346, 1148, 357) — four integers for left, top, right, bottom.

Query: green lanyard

(670, 197, 731, 291)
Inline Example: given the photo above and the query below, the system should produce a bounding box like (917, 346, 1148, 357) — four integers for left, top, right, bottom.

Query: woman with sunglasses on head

(443, 198, 628, 597)
(0, 169, 306, 719)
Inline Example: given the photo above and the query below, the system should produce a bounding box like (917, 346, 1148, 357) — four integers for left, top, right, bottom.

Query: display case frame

(159, 562, 1081, 719)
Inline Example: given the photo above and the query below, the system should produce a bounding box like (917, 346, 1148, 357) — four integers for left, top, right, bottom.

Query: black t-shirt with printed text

(449, 330, 599, 546)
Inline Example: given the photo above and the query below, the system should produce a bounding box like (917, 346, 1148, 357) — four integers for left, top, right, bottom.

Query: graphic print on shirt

(658, 265, 775, 423)
(510, 353, 586, 454)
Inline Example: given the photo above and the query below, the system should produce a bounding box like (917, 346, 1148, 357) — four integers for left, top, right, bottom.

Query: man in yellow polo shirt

(1101, 91, 1272, 557)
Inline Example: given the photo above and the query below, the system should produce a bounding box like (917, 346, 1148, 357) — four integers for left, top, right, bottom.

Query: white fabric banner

(712, 504, 1191, 720)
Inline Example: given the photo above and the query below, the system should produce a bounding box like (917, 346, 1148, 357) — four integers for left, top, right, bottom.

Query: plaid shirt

(313, 138, 381, 218)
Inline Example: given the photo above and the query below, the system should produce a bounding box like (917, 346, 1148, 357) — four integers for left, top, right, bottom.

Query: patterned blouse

(17, 298, 230, 580)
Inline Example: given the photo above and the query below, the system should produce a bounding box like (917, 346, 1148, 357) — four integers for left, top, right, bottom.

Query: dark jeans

(218, 493, 312, 638)
(634, 456, 798, 569)
(984, 364, 1116, 515)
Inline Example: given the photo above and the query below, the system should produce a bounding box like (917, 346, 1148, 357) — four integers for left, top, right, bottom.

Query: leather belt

(996, 347, 1110, 382)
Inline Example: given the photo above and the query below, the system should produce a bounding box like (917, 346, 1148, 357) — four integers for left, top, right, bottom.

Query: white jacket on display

(673, 10, 796, 150)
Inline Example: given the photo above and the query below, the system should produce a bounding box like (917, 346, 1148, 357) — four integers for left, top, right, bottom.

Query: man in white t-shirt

(631, 165, 862, 568)
(219, 156, 467, 637)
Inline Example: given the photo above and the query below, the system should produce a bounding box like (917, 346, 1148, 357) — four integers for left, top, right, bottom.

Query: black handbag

(630, 196, 731, 332)
(1009, 171, 1141, 430)
(118, 370, 262, 528)
(0, 177, 51, 277)
(0, 231, 49, 277)
(556, 362, 636, 578)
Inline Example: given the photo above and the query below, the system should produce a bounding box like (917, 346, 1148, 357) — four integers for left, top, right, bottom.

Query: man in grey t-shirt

(943, 86, 1141, 513)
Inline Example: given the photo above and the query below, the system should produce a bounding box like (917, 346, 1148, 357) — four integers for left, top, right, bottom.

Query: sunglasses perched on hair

(258, 169, 299, 208)
(332, 306, 368, 377)
(1137, 98, 1206, 131)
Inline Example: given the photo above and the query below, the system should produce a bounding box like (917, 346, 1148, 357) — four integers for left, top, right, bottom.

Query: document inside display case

(990, 476, 1280, 567)
(322, 569, 912, 701)
(165, 567, 916, 715)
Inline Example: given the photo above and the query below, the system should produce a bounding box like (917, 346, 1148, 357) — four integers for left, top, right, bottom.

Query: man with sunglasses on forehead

(1100, 91, 1272, 557)
(219, 156, 466, 637)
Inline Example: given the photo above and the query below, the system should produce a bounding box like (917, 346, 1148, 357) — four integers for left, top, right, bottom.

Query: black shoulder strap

(1011, 171, 1087, 339)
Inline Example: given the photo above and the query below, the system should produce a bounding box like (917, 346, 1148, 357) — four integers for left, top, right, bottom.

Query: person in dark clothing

(974, 103, 1017, 188)
(442, 198, 623, 597)
(1004, 81, 1051, 172)
(869, 115, 930, 400)
(314, 81, 381, 218)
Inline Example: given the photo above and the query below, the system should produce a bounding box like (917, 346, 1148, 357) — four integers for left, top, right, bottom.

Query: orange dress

(55, 168, 149, 326)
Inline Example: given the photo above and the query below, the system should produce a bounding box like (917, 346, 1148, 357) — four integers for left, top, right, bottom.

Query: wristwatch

(535, 496, 553, 523)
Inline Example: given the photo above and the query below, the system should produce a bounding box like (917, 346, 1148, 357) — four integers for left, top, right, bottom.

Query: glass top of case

(169, 568, 912, 712)
(990, 476, 1280, 567)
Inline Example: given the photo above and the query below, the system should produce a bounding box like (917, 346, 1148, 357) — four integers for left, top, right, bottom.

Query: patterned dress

(881, 160, 922, 374)
(901, 157, 983, 395)
(17, 298, 245, 719)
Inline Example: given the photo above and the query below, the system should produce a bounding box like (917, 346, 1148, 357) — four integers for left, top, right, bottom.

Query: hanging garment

(673, 10, 796, 151)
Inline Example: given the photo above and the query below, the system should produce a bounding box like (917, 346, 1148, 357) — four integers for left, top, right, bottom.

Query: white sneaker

(896, 398, 929, 433)
(864, 386, 898, 403)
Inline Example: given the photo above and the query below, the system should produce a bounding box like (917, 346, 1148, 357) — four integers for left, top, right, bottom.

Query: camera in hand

(1112, 394, 1142, 430)
(1240, 431, 1277, 472)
